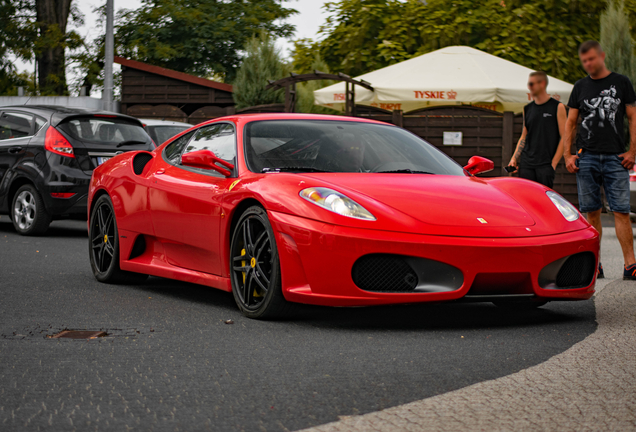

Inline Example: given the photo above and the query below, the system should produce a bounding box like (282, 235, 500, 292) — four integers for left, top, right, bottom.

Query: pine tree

(600, 0, 636, 83)
(296, 54, 338, 114)
(232, 33, 288, 110)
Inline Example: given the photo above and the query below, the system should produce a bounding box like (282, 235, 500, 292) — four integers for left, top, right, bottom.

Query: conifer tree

(600, 0, 636, 83)
(296, 54, 338, 114)
(233, 32, 288, 110)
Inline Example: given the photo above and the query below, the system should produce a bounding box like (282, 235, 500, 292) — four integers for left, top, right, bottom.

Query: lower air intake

(555, 252, 596, 288)
(352, 254, 418, 292)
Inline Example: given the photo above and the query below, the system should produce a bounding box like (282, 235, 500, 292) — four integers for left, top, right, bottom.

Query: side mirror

(464, 156, 494, 176)
(181, 149, 235, 177)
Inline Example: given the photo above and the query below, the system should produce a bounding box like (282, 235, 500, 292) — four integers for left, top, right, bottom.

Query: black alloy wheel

(89, 194, 147, 284)
(230, 206, 295, 319)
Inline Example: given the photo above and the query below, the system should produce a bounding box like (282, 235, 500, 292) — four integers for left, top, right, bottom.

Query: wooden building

(115, 56, 235, 124)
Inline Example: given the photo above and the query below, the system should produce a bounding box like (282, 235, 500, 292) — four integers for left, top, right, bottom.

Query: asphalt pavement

(0, 215, 606, 431)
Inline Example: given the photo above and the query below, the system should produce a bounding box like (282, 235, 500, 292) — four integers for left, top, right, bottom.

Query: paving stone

(300, 281, 636, 432)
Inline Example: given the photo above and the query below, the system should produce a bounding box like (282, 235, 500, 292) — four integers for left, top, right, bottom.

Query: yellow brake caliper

(241, 249, 246, 284)
(251, 256, 262, 298)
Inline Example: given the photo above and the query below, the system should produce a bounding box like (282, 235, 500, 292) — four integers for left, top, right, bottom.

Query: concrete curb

(300, 280, 636, 431)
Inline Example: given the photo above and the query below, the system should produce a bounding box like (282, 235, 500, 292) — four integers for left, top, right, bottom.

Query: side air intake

(132, 152, 153, 175)
(539, 252, 596, 289)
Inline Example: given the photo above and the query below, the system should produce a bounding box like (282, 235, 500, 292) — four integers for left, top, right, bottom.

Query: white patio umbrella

(314, 46, 573, 114)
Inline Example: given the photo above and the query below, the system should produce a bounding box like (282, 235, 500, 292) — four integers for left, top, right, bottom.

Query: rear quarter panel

(89, 151, 156, 236)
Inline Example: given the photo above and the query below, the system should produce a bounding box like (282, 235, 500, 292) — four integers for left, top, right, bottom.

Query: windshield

(58, 116, 151, 146)
(244, 120, 465, 175)
(147, 125, 190, 145)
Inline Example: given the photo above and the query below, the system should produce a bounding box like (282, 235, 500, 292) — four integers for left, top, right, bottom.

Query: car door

(148, 123, 237, 275)
(0, 111, 37, 210)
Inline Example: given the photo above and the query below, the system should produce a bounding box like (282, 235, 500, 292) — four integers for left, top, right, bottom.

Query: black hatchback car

(0, 105, 154, 235)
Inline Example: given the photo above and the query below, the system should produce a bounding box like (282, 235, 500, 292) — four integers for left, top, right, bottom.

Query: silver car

(140, 119, 192, 146)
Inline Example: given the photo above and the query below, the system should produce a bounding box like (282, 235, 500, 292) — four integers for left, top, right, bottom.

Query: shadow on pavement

(0, 218, 87, 237)
(130, 276, 594, 333)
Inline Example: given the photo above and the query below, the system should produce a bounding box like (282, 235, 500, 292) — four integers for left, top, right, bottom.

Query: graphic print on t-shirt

(581, 85, 621, 138)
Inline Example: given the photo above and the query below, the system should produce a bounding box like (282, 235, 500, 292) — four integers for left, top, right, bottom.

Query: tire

(11, 184, 52, 236)
(493, 300, 548, 310)
(89, 194, 148, 284)
(229, 205, 296, 319)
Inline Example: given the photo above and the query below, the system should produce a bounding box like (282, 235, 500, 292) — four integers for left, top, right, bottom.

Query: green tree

(34, 0, 84, 95)
(601, 0, 636, 83)
(295, 54, 338, 114)
(298, 0, 636, 84)
(1, 0, 83, 95)
(233, 33, 288, 110)
(116, 0, 296, 82)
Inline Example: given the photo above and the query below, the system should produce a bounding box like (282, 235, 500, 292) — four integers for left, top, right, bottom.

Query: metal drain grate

(49, 330, 108, 339)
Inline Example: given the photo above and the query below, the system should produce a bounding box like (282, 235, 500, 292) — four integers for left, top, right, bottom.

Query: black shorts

(518, 165, 555, 188)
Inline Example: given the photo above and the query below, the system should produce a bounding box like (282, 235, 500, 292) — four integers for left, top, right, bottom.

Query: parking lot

(0, 215, 628, 431)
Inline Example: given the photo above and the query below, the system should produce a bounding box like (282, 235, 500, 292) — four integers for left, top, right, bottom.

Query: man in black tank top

(508, 71, 567, 188)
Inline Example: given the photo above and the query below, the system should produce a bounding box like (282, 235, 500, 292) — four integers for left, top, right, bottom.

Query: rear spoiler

(50, 111, 143, 128)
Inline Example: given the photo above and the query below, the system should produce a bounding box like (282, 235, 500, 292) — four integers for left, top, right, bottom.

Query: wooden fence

(358, 105, 578, 206)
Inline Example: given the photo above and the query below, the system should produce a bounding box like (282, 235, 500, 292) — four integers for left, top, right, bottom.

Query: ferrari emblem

(228, 179, 241, 191)
(250, 257, 256, 268)
(477, 218, 488, 224)
(104, 234, 108, 243)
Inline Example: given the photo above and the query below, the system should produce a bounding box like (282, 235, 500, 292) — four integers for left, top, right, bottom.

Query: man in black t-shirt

(508, 71, 566, 187)
(563, 40, 636, 280)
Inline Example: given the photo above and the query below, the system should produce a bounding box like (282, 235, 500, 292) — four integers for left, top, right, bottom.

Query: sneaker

(598, 263, 605, 279)
(623, 263, 636, 280)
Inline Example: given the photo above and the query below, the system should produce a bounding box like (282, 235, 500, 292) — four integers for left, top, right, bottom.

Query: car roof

(139, 119, 192, 127)
(0, 105, 143, 127)
(196, 113, 391, 127)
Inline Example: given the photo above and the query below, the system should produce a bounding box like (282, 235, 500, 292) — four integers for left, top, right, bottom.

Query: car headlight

(547, 191, 579, 221)
(300, 187, 376, 220)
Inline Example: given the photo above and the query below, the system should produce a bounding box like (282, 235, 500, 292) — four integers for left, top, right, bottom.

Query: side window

(34, 117, 47, 134)
(164, 131, 195, 164)
(182, 123, 236, 165)
(0, 111, 34, 141)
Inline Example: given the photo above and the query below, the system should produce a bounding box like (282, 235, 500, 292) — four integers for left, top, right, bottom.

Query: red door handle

(155, 168, 165, 175)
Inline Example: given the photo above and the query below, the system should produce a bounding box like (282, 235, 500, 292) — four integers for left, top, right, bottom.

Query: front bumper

(270, 211, 599, 307)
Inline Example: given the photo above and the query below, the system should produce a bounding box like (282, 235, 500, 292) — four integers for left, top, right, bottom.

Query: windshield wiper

(116, 140, 148, 148)
(262, 167, 330, 173)
(376, 169, 435, 174)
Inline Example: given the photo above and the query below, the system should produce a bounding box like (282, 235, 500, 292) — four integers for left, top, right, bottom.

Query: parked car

(88, 114, 598, 319)
(0, 105, 154, 235)
(140, 119, 191, 146)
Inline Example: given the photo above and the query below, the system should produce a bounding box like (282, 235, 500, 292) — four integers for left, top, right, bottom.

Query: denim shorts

(576, 151, 630, 213)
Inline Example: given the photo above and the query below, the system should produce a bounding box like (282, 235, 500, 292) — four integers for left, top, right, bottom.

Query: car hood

(304, 173, 535, 228)
(242, 173, 591, 238)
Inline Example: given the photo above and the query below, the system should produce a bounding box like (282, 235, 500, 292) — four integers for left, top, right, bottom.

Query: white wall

(0, 96, 120, 112)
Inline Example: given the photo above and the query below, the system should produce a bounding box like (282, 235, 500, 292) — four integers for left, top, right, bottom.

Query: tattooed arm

(508, 111, 527, 173)
(563, 107, 579, 173)
(620, 102, 636, 170)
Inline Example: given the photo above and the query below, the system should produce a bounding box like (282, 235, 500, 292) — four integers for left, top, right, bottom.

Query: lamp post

(103, 0, 114, 111)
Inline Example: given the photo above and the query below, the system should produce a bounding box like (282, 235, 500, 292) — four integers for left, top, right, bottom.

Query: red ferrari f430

(88, 114, 599, 318)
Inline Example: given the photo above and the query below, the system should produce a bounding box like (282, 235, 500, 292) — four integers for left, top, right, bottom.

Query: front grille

(352, 254, 418, 292)
(133, 153, 153, 175)
(556, 252, 596, 288)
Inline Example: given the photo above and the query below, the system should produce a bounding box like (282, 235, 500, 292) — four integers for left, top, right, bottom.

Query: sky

(12, 0, 330, 94)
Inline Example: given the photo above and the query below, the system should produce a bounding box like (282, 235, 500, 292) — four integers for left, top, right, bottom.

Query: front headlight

(300, 187, 376, 220)
(546, 191, 579, 221)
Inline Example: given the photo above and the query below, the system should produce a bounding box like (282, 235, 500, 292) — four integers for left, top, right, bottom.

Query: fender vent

(132, 152, 153, 175)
